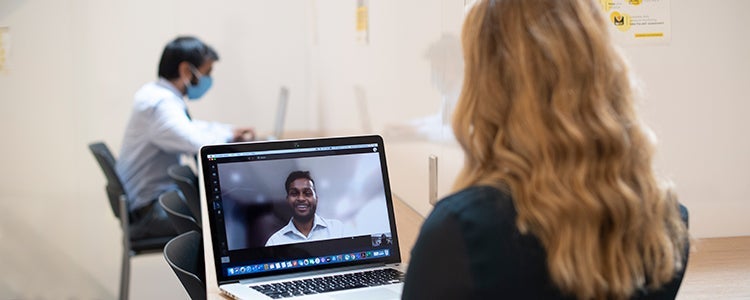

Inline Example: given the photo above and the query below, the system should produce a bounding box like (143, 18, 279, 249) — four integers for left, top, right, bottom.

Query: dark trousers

(129, 200, 178, 239)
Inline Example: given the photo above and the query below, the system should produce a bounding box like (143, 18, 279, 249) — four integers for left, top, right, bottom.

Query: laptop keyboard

(250, 268, 405, 298)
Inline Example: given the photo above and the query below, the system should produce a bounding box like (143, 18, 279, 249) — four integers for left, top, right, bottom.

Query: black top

(402, 186, 689, 300)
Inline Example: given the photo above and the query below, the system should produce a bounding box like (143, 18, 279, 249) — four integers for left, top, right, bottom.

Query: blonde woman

(402, 0, 689, 299)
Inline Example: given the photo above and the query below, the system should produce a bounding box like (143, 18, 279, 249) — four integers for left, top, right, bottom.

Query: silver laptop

(353, 85, 372, 133)
(263, 86, 289, 141)
(198, 135, 405, 299)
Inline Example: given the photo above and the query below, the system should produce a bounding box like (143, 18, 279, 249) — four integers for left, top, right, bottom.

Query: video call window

(216, 152, 392, 250)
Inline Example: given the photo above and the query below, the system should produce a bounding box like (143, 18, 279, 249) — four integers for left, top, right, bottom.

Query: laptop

(353, 85, 372, 133)
(258, 86, 289, 141)
(198, 135, 406, 299)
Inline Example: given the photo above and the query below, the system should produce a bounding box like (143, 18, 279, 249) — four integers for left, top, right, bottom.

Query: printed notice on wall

(355, 0, 369, 45)
(0, 27, 9, 73)
(599, 0, 671, 45)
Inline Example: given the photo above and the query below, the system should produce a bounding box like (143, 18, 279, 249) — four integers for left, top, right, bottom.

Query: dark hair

(285, 171, 315, 194)
(157, 36, 219, 79)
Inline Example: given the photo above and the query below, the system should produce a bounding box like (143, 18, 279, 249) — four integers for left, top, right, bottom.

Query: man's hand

(233, 127, 256, 142)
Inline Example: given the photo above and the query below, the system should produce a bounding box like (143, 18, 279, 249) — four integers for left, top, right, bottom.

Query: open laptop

(353, 85, 372, 133)
(198, 135, 405, 299)
(266, 86, 289, 140)
(254, 86, 289, 141)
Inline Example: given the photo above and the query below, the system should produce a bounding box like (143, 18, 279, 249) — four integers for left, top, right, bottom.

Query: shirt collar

(281, 214, 329, 238)
(156, 77, 185, 100)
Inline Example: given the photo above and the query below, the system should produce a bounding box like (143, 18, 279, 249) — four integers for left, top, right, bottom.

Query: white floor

(0, 194, 188, 299)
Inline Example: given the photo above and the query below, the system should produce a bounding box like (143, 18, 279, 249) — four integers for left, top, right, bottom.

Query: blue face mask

(185, 65, 213, 100)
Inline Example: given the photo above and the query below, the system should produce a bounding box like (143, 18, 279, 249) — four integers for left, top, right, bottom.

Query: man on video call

(265, 171, 345, 246)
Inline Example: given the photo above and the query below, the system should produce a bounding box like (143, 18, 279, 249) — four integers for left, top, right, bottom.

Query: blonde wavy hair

(453, 0, 688, 298)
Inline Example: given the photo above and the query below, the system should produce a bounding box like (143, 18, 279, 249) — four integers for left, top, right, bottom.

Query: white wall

(309, 0, 444, 133)
(0, 1, 748, 295)
(624, 0, 750, 237)
(0, 0, 310, 294)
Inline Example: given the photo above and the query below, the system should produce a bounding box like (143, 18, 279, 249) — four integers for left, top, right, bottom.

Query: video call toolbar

(227, 249, 392, 277)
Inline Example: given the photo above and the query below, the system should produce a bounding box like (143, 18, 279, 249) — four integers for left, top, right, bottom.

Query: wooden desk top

(205, 195, 426, 299)
(391, 195, 425, 264)
(678, 236, 750, 299)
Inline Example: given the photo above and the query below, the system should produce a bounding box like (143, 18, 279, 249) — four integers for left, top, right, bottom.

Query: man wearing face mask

(116, 36, 255, 239)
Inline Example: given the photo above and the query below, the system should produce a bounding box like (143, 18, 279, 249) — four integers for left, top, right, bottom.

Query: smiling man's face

(286, 178, 317, 222)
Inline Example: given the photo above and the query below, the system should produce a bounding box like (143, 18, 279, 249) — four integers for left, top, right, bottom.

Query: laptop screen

(200, 135, 401, 283)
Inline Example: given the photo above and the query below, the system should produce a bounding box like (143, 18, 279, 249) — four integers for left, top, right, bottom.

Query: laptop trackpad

(331, 288, 400, 300)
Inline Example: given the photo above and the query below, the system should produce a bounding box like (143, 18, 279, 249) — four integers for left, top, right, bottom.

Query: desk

(678, 236, 750, 298)
(204, 195, 426, 299)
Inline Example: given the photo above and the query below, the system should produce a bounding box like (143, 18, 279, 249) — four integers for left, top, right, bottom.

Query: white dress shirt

(265, 214, 346, 246)
(116, 78, 234, 211)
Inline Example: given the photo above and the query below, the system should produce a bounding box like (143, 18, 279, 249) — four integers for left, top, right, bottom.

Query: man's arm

(231, 127, 257, 142)
(149, 99, 234, 154)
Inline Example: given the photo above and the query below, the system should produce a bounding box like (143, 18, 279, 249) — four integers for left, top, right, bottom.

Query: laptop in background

(268, 86, 289, 140)
(353, 85, 372, 134)
(254, 86, 289, 141)
(198, 135, 405, 299)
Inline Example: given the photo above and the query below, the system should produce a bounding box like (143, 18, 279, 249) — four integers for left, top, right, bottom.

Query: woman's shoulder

(434, 185, 516, 219)
(416, 185, 557, 298)
(423, 185, 520, 238)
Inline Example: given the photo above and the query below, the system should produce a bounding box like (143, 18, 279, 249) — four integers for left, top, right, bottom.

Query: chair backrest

(164, 230, 206, 300)
(167, 164, 202, 225)
(88, 142, 126, 218)
(159, 190, 200, 235)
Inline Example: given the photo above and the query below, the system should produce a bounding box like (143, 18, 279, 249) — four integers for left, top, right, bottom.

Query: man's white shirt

(265, 214, 346, 246)
(116, 78, 234, 210)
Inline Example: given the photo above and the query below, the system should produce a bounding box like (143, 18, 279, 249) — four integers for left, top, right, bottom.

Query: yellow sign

(601, 0, 670, 45)
(0, 27, 9, 73)
(356, 0, 369, 45)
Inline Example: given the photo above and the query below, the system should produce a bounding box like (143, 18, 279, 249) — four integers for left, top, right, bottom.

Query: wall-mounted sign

(0, 26, 10, 73)
(356, 0, 369, 45)
(599, 0, 671, 45)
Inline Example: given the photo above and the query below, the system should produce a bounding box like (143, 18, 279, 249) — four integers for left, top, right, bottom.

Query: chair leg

(120, 250, 131, 300)
(119, 196, 132, 300)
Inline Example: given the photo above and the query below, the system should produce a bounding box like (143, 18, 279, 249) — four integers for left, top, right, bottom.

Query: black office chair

(167, 164, 202, 226)
(88, 142, 176, 300)
(164, 230, 206, 300)
(159, 190, 201, 235)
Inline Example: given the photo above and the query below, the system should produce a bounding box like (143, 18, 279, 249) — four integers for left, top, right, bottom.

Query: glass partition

(307, 0, 468, 216)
